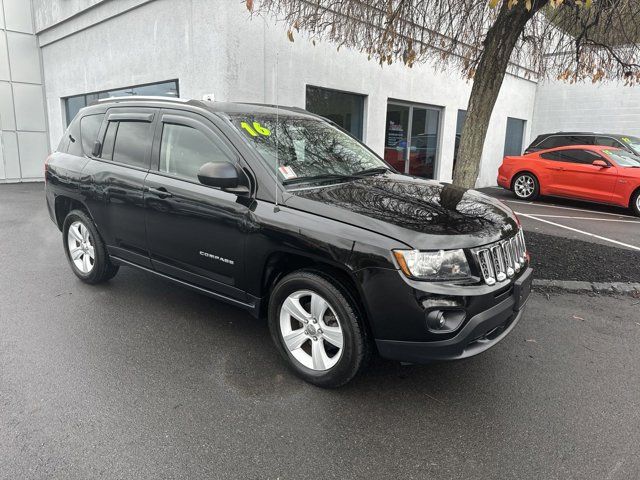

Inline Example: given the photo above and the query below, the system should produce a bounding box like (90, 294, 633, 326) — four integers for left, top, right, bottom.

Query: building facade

(0, 0, 49, 182)
(24, 0, 540, 188)
(16, 0, 637, 187)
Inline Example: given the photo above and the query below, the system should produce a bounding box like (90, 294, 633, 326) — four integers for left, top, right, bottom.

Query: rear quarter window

(80, 114, 105, 156)
(64, 118, 83, 157)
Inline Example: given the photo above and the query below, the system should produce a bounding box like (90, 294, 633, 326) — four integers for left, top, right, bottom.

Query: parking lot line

(503, 199, 636, 218)
(519, 213, 640, 251)
(521, 214, 640, 224)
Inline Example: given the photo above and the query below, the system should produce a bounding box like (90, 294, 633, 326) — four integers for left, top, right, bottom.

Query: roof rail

(96, 96, 190, 104)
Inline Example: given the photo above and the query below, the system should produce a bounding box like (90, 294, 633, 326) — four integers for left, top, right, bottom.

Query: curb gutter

(533, 279, 640, 297)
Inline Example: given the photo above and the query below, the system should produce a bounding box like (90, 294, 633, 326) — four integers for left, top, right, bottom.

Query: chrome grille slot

(473, 230, 527, 285)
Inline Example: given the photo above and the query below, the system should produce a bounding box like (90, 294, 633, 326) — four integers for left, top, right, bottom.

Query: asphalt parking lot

(2, 183, 640, 480)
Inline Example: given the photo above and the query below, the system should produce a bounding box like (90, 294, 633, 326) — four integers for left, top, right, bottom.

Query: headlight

(393, 249, 471, 281)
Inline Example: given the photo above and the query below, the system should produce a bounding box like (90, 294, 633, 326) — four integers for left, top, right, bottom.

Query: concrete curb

(533, 279, 640, 297)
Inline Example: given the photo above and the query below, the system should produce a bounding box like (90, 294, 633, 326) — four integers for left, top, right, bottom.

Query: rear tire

(631, 190, 640, 217)
(268, 271, 371, 388)
(512, 172, 539, 200)
(62, 210, 119, 284)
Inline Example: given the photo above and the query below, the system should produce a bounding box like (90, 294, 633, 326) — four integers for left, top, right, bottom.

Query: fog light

(425, 309, 466, 333)
(426, 310, 446, 330)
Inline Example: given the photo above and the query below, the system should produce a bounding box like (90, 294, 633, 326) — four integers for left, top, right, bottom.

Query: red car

(497, 145, 640, 216)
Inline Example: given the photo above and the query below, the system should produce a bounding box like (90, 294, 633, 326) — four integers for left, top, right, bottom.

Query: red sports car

(497, 145, 640, 216)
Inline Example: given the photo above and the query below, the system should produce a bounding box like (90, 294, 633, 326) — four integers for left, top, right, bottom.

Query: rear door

(82, 107, 157, 267)
(554, 148, 618, 202)
(144, 109, 252, 302)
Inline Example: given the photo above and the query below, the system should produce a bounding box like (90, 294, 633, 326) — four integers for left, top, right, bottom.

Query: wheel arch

(54, 196, 91, 231)
(259, 251, 371, 334)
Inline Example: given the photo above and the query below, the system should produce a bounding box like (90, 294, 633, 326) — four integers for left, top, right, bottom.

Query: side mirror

(91, 140, 101, 157)
(197, 162, 240, 189)
(592, 159, 609, 168)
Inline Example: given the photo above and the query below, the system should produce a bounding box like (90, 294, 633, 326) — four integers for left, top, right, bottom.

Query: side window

(540, 151, 564, 161)
(560, 149, 603, 164)
(65, 118, 83, 157)
(80, 114, 105, 156)
(112, 121, 153, 169)
(565, 135, 594, 145)
(596, 136, 621, 148)
(159, 123, 235, 181)
(538, 136, 563, 149)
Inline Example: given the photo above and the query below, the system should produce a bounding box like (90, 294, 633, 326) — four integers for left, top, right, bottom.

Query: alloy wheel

(67, 221, 95, 274)
(514, 175, 535, 198)
(279, 290, 344, 371)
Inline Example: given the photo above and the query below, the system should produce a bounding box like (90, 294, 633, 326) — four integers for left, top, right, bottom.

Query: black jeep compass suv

(45, 97, 532, 387)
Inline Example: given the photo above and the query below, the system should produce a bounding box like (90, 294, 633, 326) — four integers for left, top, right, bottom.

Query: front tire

(62, 210, 119, 284)
(512, 172, 539, 200)
(268, 271, 370, 388)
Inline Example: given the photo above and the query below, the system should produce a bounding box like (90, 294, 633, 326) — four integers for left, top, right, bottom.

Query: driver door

(554, 148, 618, 203)
(144, 109, 252, 302)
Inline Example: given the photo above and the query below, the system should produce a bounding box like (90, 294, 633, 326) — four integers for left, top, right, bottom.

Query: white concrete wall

(36, 0, 538, 187)
(0, 0, 49, 182)
(532, 80, 640, 139)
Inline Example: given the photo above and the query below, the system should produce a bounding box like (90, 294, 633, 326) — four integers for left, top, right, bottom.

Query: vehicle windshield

(618, 136, 640, 155)
(603, 148, 640, 167)
(229, 113, 389, 185)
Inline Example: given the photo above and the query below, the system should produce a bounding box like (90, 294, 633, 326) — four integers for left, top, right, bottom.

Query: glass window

(66, 117, 83, 157)
(230, 113, 387, 184)
(384, 104, 410, 174)
(540, 135, 594, 149)
(602, 149, 640, 167)
(596, 136, 621, 148)
(63, 80, 179, 126)
(160, 123, 234, 181)
(540, 151, 564, 161)
(112, 121, 152, 169)
(305, 86, 365, 140)
(66, 96, 87, 125)
(560, 149, 604, 164)
(384, 102, 441, 179)
(453, 110, 466, 168)
(504, 117, 526, 156)
(80, 114, 104, 156)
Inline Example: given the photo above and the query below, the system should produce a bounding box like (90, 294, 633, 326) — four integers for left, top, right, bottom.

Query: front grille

(473, 230, 527, 285)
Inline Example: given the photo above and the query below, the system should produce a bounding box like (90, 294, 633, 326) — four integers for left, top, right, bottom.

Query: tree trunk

(453, 1, 547, 189)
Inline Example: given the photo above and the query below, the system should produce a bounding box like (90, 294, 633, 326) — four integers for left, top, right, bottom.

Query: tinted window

(539, 135, 594, 149)
(306, 86, 365, 140)
(596, 136, 622, 148)
(160, 123, 234, 181)
(66, 118, 83, 157)
(540, 151, 564, 161)
(80, 114, 104, 156)
(560, 149, 604, 164)
(112, 121, 152, 169)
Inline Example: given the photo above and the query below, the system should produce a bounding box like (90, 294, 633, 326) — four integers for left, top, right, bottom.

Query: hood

(283, 174, 519, 250)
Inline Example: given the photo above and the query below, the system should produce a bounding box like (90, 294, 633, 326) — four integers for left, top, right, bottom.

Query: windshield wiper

(282, 167, 391, 186)
(282, 173, 354, 186)
(351, 167, 391, 177)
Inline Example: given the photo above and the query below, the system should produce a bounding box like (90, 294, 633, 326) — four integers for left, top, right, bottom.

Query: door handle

(147, 187, 173, 198)
(548, 166, 563, 171)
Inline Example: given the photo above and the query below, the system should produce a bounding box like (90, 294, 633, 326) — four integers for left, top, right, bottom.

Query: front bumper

(358, 267, 533, 364)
